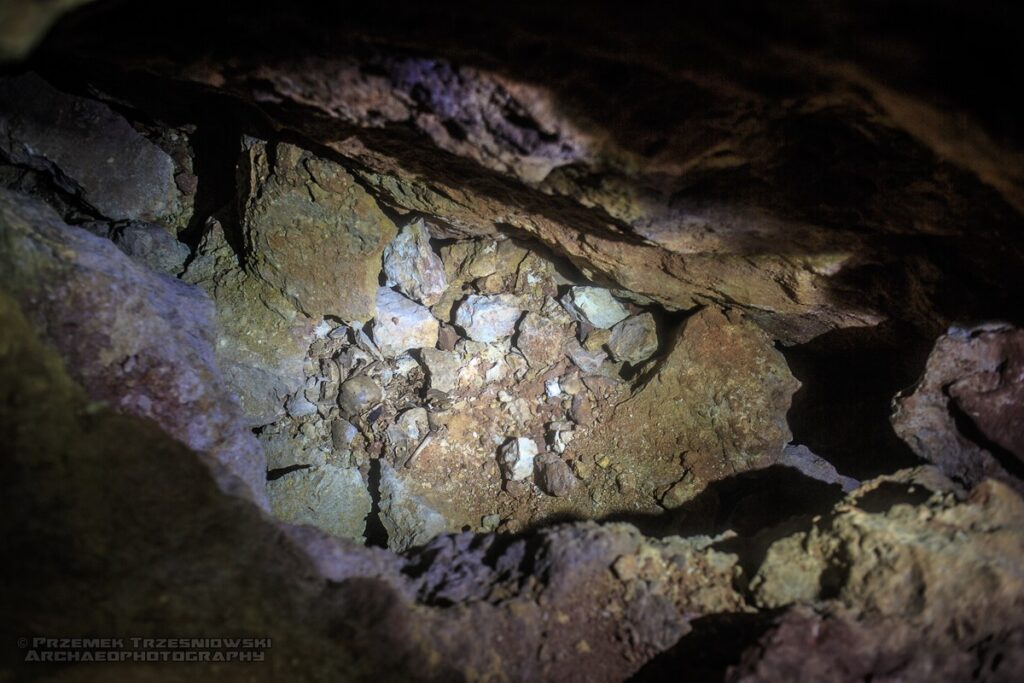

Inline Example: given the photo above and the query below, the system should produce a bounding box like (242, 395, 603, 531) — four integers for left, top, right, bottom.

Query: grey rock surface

(0, 73, 181, 223)
(0, 189, 268, 507)
(267, 465, 371, 542)
(499, 437, 538, 481)
(419, 347, 461, 393)
(608, 312, 659, 364)
(379, 461, 448, 552)
(338, 375, 383, 417)
(563, 287, 629, 329)
(383, 218, 448, 306)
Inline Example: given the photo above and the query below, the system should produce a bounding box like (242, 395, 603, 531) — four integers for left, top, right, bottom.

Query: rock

(562, 287, 629, 329)
(454, 294, 522, 342)
(286, 390, 318, 418)
(566, 339, 608, 373)
(516, 311, 568, 368)
(267, 465, 371, 542)
(87, 220, 190, 275)
(481, 514, 501, 532)
(261, 431, 328, 470)
(382, 218, 448, 306)
(371, 287, 439, 358)
(0, 189, 268, 507)
(779, 444, 859, 492)
(378, 461, 448, 551)
(238, 138, 396, 321)
(0, 73, 182, 224)
(607, 312, 659, 364)
(338, 375, 382, 417)
(499, 437, 539, 481)
(441, 238, 498, 282)
(184, 217, 313, 427)
(0, 1, 93, 61)
(582, 307, 800, 487)
(535, 453, 578, 496)
(892, 323, 1024, 494)
(569, 393, 594, 425)
(583, 327, 611, 352)
(545, 378, 562, 398)
(420, 348, 461, 393)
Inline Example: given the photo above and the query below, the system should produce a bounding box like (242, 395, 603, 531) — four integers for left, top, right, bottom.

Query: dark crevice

(266, 464, 311, 481)
(363, 458, 389, 548)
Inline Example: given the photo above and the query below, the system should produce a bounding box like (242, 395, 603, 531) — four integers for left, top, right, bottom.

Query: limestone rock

(516, 311, 569, 368)
(562, 287, 629, 329)
(454, 294, 522, 342)
(184, 217, 313, 427)
(261, 430, 328, 470)
(420, 348, 461, 394)
(0, 189, 268, 507)
(535, 452, 578, 497)
(607, 312, 658, 365)
(388, 407, 429, 461)
(267, 465, 371, 542)
(383, 218, 448, 306)
(441, 238, 498, 282)
(379, 461, 448, 552)
(338, 375, 382, 417)
(238, 138, 396, 321)
(892, 323, 1024, 494)
(86, 220, 190, 275)
(371, 287, 439, 358)
(0, 73, 182, 224)
(499, 437, 538, 481)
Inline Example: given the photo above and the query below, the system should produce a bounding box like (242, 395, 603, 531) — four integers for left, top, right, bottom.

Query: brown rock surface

(238, 138, 396, 321)
(893, 323, 1024, 494)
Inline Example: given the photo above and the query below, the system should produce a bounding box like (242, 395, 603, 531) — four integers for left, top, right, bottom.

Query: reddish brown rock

(893, 323, 1024, 494)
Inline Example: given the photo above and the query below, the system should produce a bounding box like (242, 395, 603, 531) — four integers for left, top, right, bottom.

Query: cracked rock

(516, 311, 568, 368)
(372, 287, 439, 358)
(454, 294, 522, 343)
(383, 218, 449, 306)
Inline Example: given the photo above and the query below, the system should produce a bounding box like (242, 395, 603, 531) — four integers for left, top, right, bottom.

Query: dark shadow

(853, 480, 934, 514)
(266, 463, 311, 481)
(363, 458, 389, 548)
(781, 322, 929, 481)
(628, 611, 777, 683)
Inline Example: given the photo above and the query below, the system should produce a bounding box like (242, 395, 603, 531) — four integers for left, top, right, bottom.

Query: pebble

(566, 339, 608, 373)
(535, 453, 578, 497)
(498, 437, 538, 481)
(420, 348, 462, 394)
(545, 378, 562, 398)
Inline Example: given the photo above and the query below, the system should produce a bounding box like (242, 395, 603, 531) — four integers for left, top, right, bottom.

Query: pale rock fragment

(267, 465, 371, 542)
(455, 294, 522, 342)
(382, 219, 449, 306)
(562, 286, 629, 329)
(372, 287, 439, 357)
(499, 437, 539, 481)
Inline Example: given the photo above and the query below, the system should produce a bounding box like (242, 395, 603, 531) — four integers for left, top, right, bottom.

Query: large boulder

(238, 138, 396, 321)
(0, 73, 182, 224)
(0, 188, 268, 506)
(892, 323, 1024, 494)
